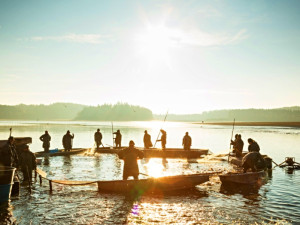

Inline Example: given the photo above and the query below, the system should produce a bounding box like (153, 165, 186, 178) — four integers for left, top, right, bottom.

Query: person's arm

(40, 135, 43, 141)
(138, 150, 144, 159)
(49, 135, 51, 141)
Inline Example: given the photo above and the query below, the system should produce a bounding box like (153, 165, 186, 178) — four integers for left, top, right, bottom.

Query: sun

(135, 25, 176, 65)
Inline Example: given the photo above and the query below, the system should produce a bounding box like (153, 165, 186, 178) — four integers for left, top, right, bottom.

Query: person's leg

(133, 175, 139, 180)
(123, 174, 128, 180)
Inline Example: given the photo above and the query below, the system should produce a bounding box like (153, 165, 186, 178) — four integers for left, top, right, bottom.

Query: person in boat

(157, 129, 167, 150)
(182, 132, 192, 150)
(19, 145, 36, 182)
(248, 138, 260, 152)
(118, 140, 144, 180)
(230, 134, 239, 153)
(62, 130, 74, 152)
(143, 130, 153, 149)
(113, 130, 122, 148)
(235, 134, 244, 158)
(94, 129, 103, 150)
(40, 130, 51, 153)
(242, 152, 266, 173)
(0, 136, 19, 168)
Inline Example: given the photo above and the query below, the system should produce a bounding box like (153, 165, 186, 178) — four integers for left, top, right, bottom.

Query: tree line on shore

(0, 103, 299, 122)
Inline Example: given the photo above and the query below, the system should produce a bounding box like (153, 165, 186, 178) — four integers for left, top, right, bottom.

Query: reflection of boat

(95, 147, 210, 158)
(97, 173, 210, 193)
(219, 171, 265, 184)
(35, 147, 109, 157)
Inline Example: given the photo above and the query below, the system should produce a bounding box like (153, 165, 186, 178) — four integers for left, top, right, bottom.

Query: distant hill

(0, 103, 299, 122)
(0, 103, 85, 120)
(154, 107, 300, 122)
(0, 102, 153, 121)
(75, 103, 153, 121)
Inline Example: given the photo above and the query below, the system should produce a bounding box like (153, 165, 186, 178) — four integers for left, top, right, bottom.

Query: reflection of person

(0, 136, 19, 167)
(40, 130, 51, 152)
(62, 130, 74, 152)
(143, 130, 153, 149)
(242, 152, 265, 173)
(182, 132, 192, 150)
(94, 129, 103, 150)
(19, 145, 36, 182)
(157, 129, 167, 150)
(113, 130, 122, 148)
(248, 138, 260, 153)
(118, 140, 144, 180)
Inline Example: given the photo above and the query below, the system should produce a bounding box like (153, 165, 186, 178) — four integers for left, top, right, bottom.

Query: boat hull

(219, 171, 265, 184)
(35, 148, 96, 157)
(97, 174, 210, 193)
(96, 147, 209, 158)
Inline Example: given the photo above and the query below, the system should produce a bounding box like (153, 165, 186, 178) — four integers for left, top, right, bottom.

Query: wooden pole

(111, 122, 114, 148)
(39, 175, 42, 185)
(228, 118, 235, 162)
(49, 180, 53, 192)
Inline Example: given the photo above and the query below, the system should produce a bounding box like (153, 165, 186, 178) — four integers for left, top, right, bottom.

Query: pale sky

(0, 0, 299, 114)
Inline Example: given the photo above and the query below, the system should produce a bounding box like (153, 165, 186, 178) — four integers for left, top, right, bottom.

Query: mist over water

(0, 121, 299, 224)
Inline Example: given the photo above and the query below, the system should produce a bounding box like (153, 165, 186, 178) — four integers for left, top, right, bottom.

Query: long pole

(154, 111, 169, 148)
(228, 118, 235, 161)
(111, 122, 114, 147)
(9, 127, 12, 138)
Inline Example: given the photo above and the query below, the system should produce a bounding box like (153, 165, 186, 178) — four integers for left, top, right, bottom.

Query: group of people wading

(230, 134, 270, 173)
(39, 129, 193, 152)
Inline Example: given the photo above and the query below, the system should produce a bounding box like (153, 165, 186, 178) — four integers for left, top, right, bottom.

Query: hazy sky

(0, 0, 299, 114)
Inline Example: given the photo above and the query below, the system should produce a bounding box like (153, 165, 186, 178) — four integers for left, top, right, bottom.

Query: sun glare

(135, 25, 176, 65)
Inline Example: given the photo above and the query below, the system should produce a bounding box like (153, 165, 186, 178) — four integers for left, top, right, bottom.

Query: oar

(272, 160, 279, 167)
(228, 118, 235, 162)
(9, 127, 12, 137)
(139, 172, 151, 177)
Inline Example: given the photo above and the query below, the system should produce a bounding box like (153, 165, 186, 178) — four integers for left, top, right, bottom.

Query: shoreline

(194, 122, 300, 128)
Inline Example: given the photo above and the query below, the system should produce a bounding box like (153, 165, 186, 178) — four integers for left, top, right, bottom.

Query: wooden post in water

(39, 175, 42, 185)
(49, 180, 52, 192)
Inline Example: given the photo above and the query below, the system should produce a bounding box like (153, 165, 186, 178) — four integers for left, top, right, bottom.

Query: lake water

(0, 121, 299, 224)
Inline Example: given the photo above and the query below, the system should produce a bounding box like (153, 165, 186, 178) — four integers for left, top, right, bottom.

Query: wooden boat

(0, 137, 32, 148)
(34, 147, 107, 157)
(97, 173, 210, 193)
(219, 171, 265, 184)
(95, 147, 210, 158)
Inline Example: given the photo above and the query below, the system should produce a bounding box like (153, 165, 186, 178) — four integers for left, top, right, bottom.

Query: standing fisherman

(0, 136, 19, 168)
(62, 130, 74, 152)
(40, 130, 51, 153)
(118, 140, 144, 180)
(113, 130, 122, 148)
(182, 132, 192, 150)
(143, 130, 153, 149)
(94, 129, 103, 150)
(19, 145, 36, 182)
(157, 129, 167, 150)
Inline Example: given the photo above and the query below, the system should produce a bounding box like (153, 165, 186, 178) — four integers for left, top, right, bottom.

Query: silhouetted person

(248, 138, 260, 153)
(143, 130, 153, 149)
(94, 129, 103, 150)
(0, 136, 19, 168)
(62, 130, 74, 152)
(182, 132, 192, 150)
(19, 145, 36, 182)
(113, 130, 122, 148)
(242, 152, 265, 173)
(40, 130, 51, 153)
(230, 134, 239, 153)
(118, 140, 144, 180)
(235, 134, 244, 158)
(157, 129, 167, 150)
